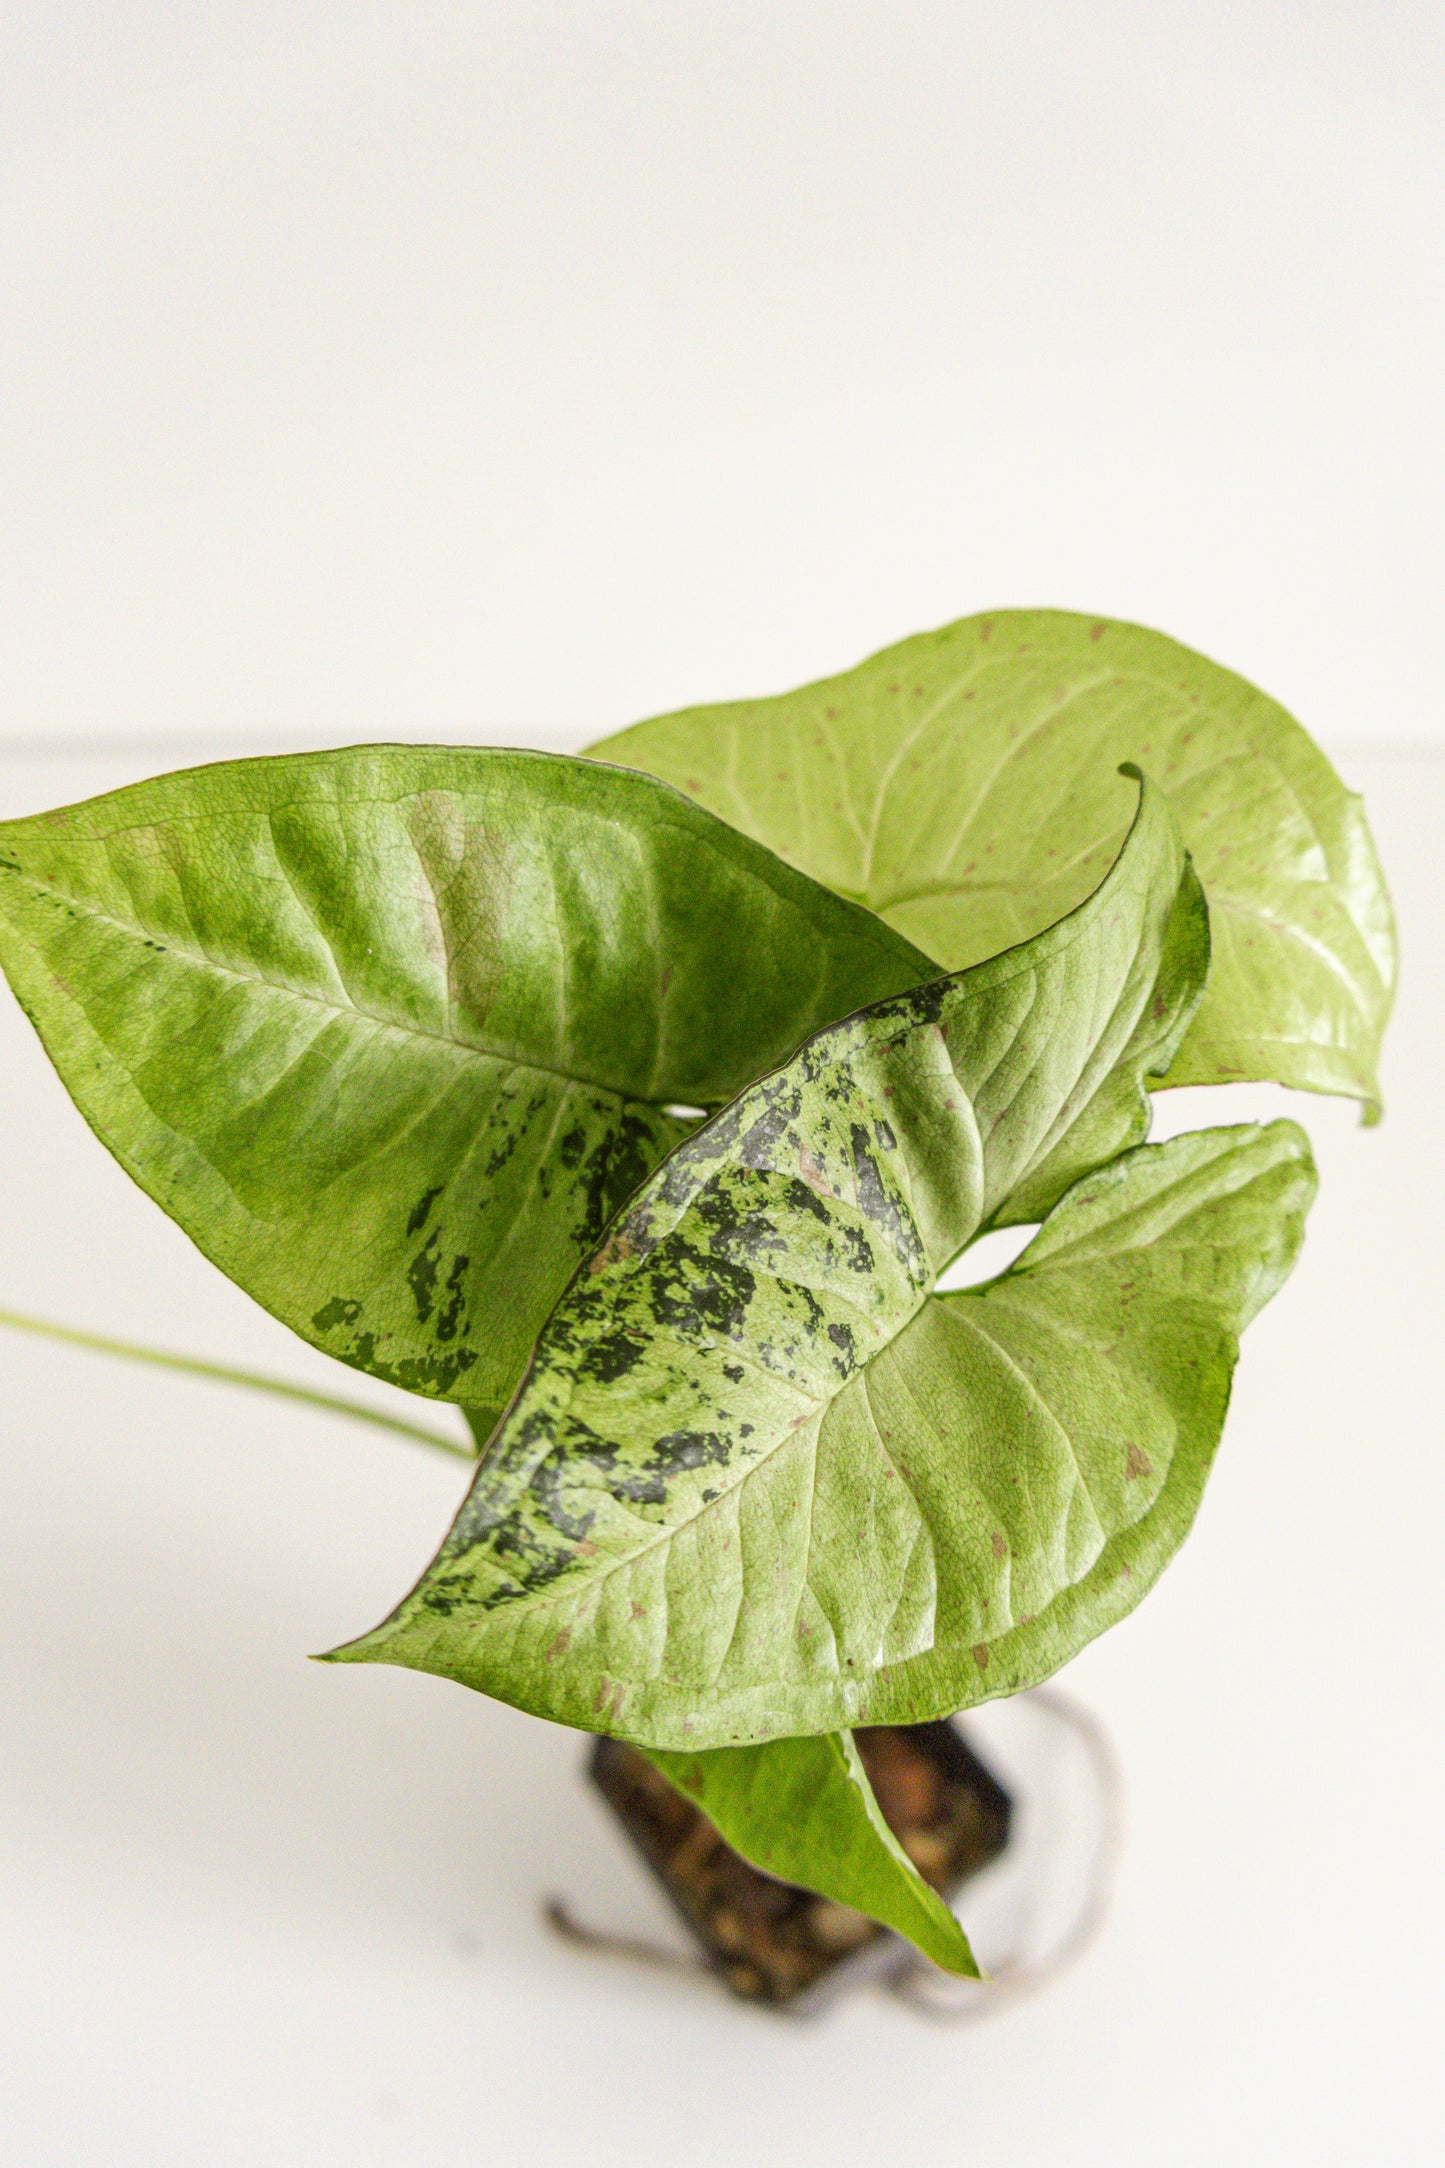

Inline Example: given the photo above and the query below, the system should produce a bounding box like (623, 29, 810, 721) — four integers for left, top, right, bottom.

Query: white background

(1, 8, 1442, 2165)
(1, 1, 1442, 757)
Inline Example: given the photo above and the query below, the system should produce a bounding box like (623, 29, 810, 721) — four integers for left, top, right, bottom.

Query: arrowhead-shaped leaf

(643, 1730, 979, 1975)
(333, 782, 1313, 1748)
(0, 747, 935, 1427)
(591, 609, 1396, 1118)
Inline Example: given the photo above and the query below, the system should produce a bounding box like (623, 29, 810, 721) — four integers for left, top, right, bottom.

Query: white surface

(0, 748, 1440, 2166)
(0, 3, 1442, 758)
(2, 7, 1443, 2160)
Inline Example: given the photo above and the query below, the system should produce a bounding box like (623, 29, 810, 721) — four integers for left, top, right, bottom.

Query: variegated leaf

(333, 782, 1313, 1751)
(0, 747, 935, 1431)
(592, 609, 1396, 1117)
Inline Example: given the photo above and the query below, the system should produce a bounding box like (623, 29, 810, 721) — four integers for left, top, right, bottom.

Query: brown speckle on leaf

(972, 1643, 990, 1670)
(1126, 1443, 1153, 1480)
(797, 1148, 837, 1199)
(990, 1532, 1007, 1559)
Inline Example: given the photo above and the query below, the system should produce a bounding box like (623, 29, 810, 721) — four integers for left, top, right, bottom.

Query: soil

(590, 1720, 1011, 2008)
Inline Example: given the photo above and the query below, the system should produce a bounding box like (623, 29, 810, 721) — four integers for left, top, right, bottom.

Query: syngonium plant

(0, 611, 1394, 1977)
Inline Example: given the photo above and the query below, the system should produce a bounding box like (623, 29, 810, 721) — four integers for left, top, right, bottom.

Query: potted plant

(0, 610, 1394, 2006)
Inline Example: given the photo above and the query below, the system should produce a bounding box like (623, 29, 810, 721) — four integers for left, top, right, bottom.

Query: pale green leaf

(332, 784, 1314, 1748)
(643, 1730, 979, 1974)
(0, 747, 935, 1426)
(591, 609, 1395, 1118)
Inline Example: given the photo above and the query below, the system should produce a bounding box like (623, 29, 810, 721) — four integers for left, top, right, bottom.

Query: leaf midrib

(0, 861, 680, 1116)
(441, 847, 1169, 1639)
(451, 1265, 942, 1657)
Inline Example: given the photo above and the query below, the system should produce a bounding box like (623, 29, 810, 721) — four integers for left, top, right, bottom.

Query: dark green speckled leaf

(592, 609, 1396, 1118)
(332, 781, 1313, 1749)
(0, 746, 935, 1429)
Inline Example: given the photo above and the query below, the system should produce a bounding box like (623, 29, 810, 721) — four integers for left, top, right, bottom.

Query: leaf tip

(923, 1910, 984, 1978)
(310, 1629, 386, 1668)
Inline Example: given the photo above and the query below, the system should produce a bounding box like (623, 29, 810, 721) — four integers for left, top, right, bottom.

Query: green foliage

(0, 616, 1383, 1973)
(0, 746, 931, 1435)
(336, 782, 1313, 1747)
(645, 1731, 979, 1975)
(592, 609, 1396, 1118)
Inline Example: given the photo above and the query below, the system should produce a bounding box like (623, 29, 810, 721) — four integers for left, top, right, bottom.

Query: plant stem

(0, 1305, 476, 1461)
